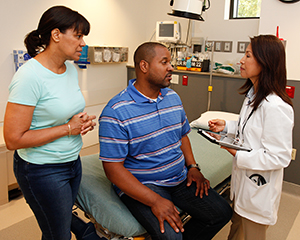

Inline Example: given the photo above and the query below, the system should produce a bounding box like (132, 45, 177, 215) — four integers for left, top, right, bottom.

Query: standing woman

(209, 35, 294, 240)
(4, 6, 96, 240)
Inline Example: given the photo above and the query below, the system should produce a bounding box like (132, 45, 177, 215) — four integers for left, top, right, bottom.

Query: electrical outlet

(171, 74, 179, 84)
(292, 148, 297, 160)
(239, 42, 245, 52)
(223, 41, 232, 52)
(214, 41, 221, 52)
(237, 41, 250, 53)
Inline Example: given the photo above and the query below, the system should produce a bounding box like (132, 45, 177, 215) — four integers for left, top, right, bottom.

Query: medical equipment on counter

(192, 37, 204, 53)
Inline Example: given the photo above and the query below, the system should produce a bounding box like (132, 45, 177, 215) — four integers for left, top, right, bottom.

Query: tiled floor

(0, 194, 33, 231)
(1, 181, 300, 240)
(212, 190, 300, 240)
(0, 194, 85, 239)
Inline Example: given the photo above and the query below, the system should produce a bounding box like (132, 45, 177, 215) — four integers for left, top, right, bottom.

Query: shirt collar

(246, 86, 256, 104)
(127, 79, 168, 103)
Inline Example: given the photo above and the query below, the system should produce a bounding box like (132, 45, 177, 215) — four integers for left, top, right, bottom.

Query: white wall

(259, 0, 300, 80)
(0, 0, 260, 148)
(193, 0, 259, 66)
(0, 0, 190, 147)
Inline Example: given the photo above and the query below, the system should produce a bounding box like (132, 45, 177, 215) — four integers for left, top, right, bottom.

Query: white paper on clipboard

(197, 129, 252, 152)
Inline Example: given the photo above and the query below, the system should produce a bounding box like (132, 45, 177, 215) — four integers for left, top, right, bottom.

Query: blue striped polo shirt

(99, 79, 191, 195)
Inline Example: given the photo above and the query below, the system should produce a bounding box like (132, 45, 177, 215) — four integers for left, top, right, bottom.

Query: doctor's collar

(246, 87, 256, 103)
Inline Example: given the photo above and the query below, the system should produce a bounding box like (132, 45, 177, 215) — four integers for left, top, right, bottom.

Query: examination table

(75, 128, 233, 239)
(75, 110, 239, 239)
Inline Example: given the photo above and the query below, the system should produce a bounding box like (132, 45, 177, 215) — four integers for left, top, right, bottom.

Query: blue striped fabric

(99, 79, 191, 195)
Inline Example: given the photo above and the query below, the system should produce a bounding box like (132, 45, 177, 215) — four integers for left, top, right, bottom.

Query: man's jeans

(121, 180, 232, 240)
(14, 151, 82, 240)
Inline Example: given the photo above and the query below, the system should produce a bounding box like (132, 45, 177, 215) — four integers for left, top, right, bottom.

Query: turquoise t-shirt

(8, 59, 85, 164)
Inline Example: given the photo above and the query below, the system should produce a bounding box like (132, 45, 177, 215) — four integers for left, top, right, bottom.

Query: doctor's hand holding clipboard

(208, 119, 237, 156)
(208, 119, 226, 133)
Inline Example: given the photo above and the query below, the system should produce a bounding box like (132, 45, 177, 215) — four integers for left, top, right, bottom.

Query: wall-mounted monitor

(156, 21, 181, 43)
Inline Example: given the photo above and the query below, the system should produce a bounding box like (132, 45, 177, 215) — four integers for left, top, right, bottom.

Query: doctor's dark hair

(134, 42, 167, 68)
(239, 34, 293, 110)
(24, 5, 90, 57)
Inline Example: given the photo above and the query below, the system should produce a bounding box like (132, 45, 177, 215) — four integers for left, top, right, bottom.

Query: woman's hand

(81, 114, 96, 135)
(67, 112, 87, 136)
(208, 119, 226, 132)
(67, 113, 96, 136)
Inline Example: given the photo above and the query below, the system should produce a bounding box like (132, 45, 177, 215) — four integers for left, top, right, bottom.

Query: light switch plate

(171, 74, 179, 84)
(292, 148, 297, 160)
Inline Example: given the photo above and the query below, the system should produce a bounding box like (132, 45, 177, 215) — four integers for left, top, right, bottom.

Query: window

(230, 0, 262, 19)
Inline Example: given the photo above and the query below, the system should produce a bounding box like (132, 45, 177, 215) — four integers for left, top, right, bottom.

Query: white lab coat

(226, 89, 294, 225)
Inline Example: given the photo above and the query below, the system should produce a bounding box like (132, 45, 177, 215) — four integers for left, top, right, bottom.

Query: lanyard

(236, 107, 255, 144)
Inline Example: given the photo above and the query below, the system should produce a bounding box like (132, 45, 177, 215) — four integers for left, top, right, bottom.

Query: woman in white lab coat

(209, 35, 294, 240)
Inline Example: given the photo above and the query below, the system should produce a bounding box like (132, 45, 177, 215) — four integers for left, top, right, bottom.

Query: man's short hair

(133, 42, 167, 68)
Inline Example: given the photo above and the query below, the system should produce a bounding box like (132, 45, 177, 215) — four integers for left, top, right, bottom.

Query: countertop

(126, 65, 244, 80)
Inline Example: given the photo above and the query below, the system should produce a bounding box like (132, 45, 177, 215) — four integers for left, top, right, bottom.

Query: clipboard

(197, 129, 252, 152)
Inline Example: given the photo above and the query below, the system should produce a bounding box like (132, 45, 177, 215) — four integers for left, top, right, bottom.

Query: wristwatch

(187, 163, 201, 171)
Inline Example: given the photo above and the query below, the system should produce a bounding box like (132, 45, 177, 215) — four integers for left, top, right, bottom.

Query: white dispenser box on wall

(88, 46, 128, 64)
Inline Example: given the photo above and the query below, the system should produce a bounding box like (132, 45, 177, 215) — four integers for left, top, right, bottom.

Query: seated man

(99, 42, 232, 240)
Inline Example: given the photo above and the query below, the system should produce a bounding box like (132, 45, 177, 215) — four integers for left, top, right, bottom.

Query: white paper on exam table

(197, 129, 252, 152)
